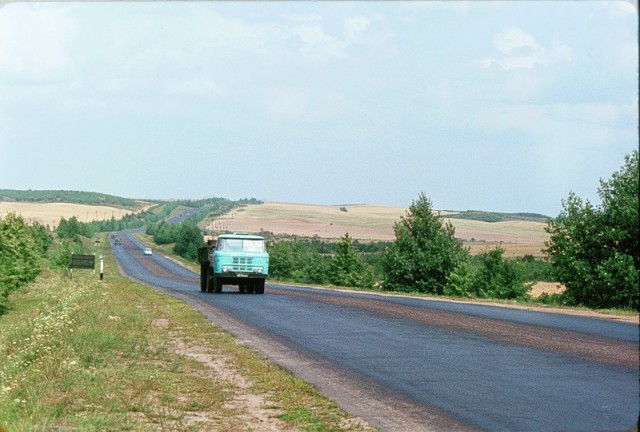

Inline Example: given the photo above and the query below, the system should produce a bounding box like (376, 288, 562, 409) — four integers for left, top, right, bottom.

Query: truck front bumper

(215, 271, 267, 280)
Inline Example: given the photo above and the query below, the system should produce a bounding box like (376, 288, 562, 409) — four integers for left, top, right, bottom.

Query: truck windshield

(218, 239, 265, 253)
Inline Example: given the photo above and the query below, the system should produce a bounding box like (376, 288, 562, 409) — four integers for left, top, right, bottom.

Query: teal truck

(198, 233, 269, 294)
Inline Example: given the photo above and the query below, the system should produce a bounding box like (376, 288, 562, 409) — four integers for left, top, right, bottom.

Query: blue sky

(0, 1, 637, 216)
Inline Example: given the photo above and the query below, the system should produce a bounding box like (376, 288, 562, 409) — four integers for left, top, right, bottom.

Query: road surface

(111, 229, 639, 431)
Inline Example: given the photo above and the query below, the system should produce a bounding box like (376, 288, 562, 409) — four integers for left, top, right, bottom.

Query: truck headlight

(222, 266, 230, 273)
(253, 268, 263, 274)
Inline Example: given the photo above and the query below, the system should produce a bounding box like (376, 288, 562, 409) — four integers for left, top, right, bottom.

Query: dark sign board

(71, 254, 95, 269)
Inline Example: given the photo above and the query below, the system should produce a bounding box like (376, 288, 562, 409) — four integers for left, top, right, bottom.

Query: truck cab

(198, 233, 269, 294)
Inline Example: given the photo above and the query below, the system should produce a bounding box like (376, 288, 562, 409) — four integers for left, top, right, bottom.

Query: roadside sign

(71, 254, 95, 269)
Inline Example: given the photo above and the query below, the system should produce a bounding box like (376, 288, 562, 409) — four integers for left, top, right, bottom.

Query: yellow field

(0, 202, 138, 228)
(204, 202, 550, 256)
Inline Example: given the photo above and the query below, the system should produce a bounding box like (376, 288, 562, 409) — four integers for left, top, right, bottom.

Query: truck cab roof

(217, 233, 265, 240)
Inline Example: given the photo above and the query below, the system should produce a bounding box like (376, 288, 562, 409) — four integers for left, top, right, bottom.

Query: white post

(99, 255, 104, 280)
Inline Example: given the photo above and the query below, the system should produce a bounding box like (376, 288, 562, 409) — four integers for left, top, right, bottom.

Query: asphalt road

(111, 229, 639, 432)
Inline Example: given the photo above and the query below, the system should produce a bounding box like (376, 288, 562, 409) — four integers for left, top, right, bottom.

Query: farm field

(204, 202, 550, 257)
(0, 202, 138, 228)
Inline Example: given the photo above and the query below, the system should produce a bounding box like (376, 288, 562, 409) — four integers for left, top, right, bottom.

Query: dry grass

(464, 241, 548, 258)
(0, 202, 138, 227)
(205, 202, 549, 256)
(529, 282, 566, 298)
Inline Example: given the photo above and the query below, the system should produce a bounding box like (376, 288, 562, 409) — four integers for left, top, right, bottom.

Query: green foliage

(151, 221, 180, 245)
(30, 222, 53, 255)
(545, 150, 639, 310)
(50, 238, 84, 270)
(0, 189, 139, 207)
(173, 224, 206, 261)
(328, 233, 375, 289)
(268, 236, 379, 288)
(448, 210, 549, 223)
(267, 241, 296, 280)
(443, 260, 476, 298)
(269, 240, 331, 285)
(445, 246, 529, 299)
(0, 213, 50, 313)
(382, 192, 466, 294)
(56, 216, 91, 240)
(475, 247, 528, 299)
(515, 255, 554, 282)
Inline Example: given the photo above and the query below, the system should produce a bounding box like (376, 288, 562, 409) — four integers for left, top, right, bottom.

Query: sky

(0, 1, 637, 217)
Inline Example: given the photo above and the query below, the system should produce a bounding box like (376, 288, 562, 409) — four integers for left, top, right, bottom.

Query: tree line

(0, 153, 636, 313)
(268, 150, 638, 311)
(0, 189, 139, 207)
(145, 198, 235, 260)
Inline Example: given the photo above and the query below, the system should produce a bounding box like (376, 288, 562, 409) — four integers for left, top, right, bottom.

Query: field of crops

(0, 202, 139, 228)
(204, 202, 550, 257)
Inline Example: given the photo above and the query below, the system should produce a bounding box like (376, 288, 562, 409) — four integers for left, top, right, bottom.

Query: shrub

(545, 150, 639, 310)
(445, 246, 529, 299)
(382, 192, 466, 294)
(0, 213, 46, 312)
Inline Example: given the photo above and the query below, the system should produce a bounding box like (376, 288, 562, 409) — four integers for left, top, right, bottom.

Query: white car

(144, 247, 153, 255)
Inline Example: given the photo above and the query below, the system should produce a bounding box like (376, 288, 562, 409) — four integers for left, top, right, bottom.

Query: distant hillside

(0, 189, 141, 208)
(446, 210, 550, 223)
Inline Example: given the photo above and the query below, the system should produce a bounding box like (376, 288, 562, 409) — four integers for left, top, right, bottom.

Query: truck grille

(232, 257, 253, 271)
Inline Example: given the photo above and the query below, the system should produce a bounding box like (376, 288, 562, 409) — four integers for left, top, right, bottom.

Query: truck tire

(214, 277, 222, 294)
(200, 262, 210, 292)
(255, 279, 265, 294)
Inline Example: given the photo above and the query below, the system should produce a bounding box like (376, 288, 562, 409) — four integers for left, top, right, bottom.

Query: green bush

(382, 192, 466, 294)
(445, 246, 529, 299)
(0, 213, 49, 313)
(515, 255, 554, 282)
(328, 233, 375, 289)
(545, 150, 639, 310)
(49, 238, 84, 270)
(173, 224, 206, 261)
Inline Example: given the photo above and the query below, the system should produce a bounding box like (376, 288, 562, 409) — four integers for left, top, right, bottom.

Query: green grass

(0, 234, 374, 431)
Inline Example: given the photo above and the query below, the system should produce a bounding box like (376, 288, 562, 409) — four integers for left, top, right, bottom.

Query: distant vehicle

(198, 233, 269, 294)
(144, 247, 153, 255)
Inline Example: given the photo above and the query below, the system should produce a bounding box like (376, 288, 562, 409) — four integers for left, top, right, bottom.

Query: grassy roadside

(0, 235, 374, 431)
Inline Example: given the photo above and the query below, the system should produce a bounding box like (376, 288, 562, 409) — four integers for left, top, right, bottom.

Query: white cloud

(293, 22, 346, 61)
(263, 87, 310, 120)
(262, 86, 349, 121)
(0, 4, 76, 80)
(477, 27, 572, 70)
(344, 16, 371, 43)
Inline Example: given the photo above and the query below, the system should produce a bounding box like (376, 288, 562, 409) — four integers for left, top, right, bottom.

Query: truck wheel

(255, 280, 265, 294)
(246, 283, 255, 294)
(206, 276, 214, 293)
(239, 283, 246, 293)
(214, 278, 222, 294)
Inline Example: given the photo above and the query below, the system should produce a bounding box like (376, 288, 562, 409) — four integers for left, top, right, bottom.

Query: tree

(382, 192, 467, 294)
(0, 213, 43, 312)
(545, 150, 639, 310)
(474, 246, 528, 299)
(173, 224, 206, 261)
(268, 241, 295, 280)
(329, 233, 375, 289)
(56, 216, 83, 239)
